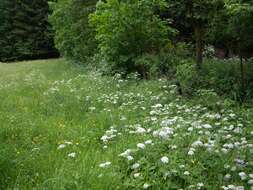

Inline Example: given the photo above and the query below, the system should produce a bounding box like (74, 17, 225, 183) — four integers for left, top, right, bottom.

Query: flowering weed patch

(0, 59, 252, 189)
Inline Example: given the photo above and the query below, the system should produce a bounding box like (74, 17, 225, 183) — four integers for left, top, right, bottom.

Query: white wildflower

(127, 155, 134, 161)
(145, 140, 153, 145)
(57, 144, 66, 149)
(89, 107, 96, 111)
(150, 110, 157, 115)
(188, 148, 195, 156)
(192, 140, 203, 147)
(224, 174, 231, 181)
(143, 183, 150, 189)
(161, 156, 169, 164)
(228, 185, 236, 189)
(221, 148, 229, 154)
(153, 127, 174, 139)
(119, 149, 132, 157)
(137, 143, 145, 149)
(135, 127, 146, 134)
(152, 104, 163, 108)
(68, 152, 76, 158)
(203, 124, 212, 129)
(64, 141, 73, 145)
(160, 119, 176, 127)
(197, 182, 204, 189)
(231, 166, 237, 171)
(239, 172, 247, 180)
(132, 163, 140, 169)
(236, 186, 244, 190)
(99, 161, 111, 168)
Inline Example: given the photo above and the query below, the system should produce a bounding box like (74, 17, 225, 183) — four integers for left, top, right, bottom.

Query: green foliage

(200, 59, 239, 96)
(166, 0, 222, 25)
(89, 0, 175, 75)
(134, 42, 192, 78)
(0, 145, 17, 189)
(0, 0, 57, 62)
(176, 58, 253, 101)
(200, 59, 253, 101)
(1, 59, 252, 189)
(166, 0, 224, 66)
(208, 0, 253, 55)
(225, 0, 253, 54)
(49, 0, 97, 64)
(0, 0, 15, 60)
(195, 89, 221, 110)
(176, 62, 199, 95)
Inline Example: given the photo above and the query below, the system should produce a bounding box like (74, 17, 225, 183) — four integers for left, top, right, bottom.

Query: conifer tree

(0, 0, 57, 62)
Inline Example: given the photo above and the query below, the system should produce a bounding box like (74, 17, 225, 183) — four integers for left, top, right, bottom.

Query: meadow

(0, 59, 252, 190)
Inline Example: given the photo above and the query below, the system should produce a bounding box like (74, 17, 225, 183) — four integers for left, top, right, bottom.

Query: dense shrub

(176, 62, 199, 95)
(176, 58, 253, 101)
(200, 59, 253, 101)
(133, 42, 193, 78)
(49, 0, 97, 64)
(89, 0, 176, 77)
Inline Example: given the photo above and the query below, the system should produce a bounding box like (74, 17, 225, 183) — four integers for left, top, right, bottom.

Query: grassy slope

(0, 59, 252, 190)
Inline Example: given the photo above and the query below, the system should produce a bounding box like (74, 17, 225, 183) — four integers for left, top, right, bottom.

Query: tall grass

(0, 59, 252, 190)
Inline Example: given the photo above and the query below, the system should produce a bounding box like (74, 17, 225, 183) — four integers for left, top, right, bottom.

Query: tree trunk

(240, 54, 245, 101)
(194, 24, 204, 69)
(140, 64, 148, 80)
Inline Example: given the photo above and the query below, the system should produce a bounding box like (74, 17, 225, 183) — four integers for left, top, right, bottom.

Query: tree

(0, 0, 57, 62)
(225, 0, 253, 99)
(166, 0, 223, 68)
(89, 0, 175, 77)
(49, 0, 97, 63)
(0, 0, 16, 60)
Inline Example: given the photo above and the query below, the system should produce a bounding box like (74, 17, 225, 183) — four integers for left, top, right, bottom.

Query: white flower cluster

(92, 77, 252, 189)
(101, 126, 118, 143)
(99, 161, 111, 168)
(119, 149, 134, 161)
(153, 127, 174, 139)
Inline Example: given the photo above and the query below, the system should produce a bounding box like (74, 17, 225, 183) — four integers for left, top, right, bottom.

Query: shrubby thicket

(49, 0, 253, 101)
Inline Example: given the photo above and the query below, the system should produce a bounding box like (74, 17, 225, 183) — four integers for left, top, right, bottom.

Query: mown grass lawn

(0, 59, 252, 190)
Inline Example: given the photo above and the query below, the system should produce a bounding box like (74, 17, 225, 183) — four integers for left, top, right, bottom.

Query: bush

(89, 0, 176, 77)
(133, 42, 193, 78)
(195, 89, 221, 110)
(49, 0, 97, 64)
(176, 58, 253, 101)
(200, 59, 238, 96)
(199, 59, 253, 101)
(176, 62, 199, 95)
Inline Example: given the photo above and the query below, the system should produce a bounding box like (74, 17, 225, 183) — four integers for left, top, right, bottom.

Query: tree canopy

(0, 0, 58, 62)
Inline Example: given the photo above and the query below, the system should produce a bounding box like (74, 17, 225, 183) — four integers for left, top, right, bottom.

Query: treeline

(49, 0, 253, 102)
(0, 0, 58, 62)
(49, 1, 253, 64)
